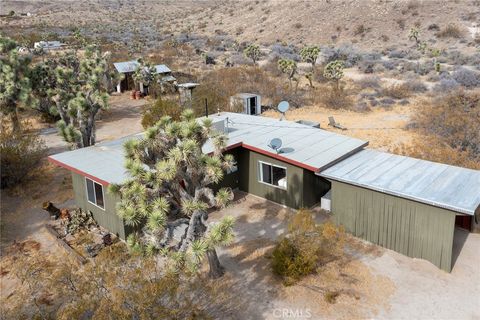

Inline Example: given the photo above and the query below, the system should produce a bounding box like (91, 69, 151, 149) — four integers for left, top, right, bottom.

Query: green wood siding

(331, 181, 456, 272)
(71, 172, 128, 239)
(236, 149, 327, 209)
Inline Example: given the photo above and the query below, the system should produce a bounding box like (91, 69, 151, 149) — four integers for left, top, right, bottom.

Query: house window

(86, 178, 105, 209)
(258, 161, 287, 189)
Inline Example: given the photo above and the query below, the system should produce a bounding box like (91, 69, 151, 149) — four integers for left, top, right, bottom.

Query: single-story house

(49, 113, 480, 272)
(113, 60, 174, 94)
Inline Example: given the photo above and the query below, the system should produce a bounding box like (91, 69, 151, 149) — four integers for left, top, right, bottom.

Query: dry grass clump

(381, 83, 412, 99)
(436, 24, 465, 38)
(400, 90, 480, 169)
(312, 85, 355, 110)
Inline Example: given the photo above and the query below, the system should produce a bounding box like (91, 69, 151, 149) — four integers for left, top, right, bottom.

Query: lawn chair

(328, 116, 347, 130)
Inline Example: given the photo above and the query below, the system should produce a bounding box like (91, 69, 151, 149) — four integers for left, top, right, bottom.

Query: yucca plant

(111, 109, 236, 278)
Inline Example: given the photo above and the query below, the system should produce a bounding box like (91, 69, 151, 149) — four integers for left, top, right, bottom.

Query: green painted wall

(237, 149, 329, 209)
(330, 181, 456, 272)
(71, 172, 128, 239)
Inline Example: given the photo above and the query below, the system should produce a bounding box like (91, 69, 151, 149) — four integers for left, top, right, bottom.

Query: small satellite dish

(277, 101, 289, 121)
(268, 138, 283, 153)
(278, 101, 290, 113)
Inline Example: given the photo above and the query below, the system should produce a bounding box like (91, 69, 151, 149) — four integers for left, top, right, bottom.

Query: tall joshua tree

(111, 110, 236, 278)
(0, 36, 35, 132)
(49, 45, 110, 148)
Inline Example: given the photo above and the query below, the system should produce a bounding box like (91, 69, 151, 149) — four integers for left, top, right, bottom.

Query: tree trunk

(10, 111, 21, 133)
(206, 249, 224, 279)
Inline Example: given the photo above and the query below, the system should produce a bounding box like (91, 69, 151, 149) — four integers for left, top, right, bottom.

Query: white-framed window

(258, 161, 287, 189)
(85, 177, 105, 210)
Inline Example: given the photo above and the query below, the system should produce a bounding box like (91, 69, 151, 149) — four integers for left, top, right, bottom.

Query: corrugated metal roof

(201, 113, 368, 171)
(50, 134, 143, 185)
(154, 64, 171, 74)
(49, 113, 367, 185)
(113, 60, 140, 73)
(113, 61, 171, 74)
(319, 149, 480, 215)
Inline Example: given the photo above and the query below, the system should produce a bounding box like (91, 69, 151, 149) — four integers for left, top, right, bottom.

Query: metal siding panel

(331, 181, 455, 272)
(71, 173, 126, 239)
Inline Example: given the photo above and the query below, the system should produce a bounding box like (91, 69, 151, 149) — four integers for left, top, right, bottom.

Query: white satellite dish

(277, 101, 289, 120)
(268, 138, 283, 154)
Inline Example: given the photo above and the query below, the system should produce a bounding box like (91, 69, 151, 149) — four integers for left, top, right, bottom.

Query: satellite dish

(277, 101, 289, 121)
(278, 101, 290, 113)
(268, 138, 283, 153)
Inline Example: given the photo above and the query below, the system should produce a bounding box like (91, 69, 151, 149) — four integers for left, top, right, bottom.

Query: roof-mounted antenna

(268, 138, 283, 154)
(277, 101, 289, 121)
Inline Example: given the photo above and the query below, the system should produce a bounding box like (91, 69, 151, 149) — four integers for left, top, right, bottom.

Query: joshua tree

(243, 44, 261, 65)
(300, 45, 320, 71)
(133, 58, 157, 93)
(111, 110, 236, 278)
(323, 60, 345, 90)
(408, 27, 420, 44)
(0, 36, 35, 132)
(49, 45, 111, 148)
(278, 58, 298, 89)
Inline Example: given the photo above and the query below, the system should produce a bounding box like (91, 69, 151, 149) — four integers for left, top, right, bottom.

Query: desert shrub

(451, 67, 480, 88)
(321, 44, 362, 67)
(0, 124, 46, 189)
(388, 49, 407, 59)
(381, 83, 412, 99)
(141, 98, 182, 128)
(409, 90, 480, 165)
(271, 210, 345, 286)
(405, 79, 428, 92)
(356, 76, 381, 90)
(437, 24, 465, 38)
(313, 84, 354, 110)
(270, 43, 300, 61)
(433, 77, 460, 92)
(357, 59, 377, 74)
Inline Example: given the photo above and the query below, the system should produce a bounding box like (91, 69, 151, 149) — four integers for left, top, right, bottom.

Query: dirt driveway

(210, 192, 480, 320)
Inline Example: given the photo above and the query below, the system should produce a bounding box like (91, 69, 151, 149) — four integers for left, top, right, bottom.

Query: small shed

(230, 93, 261, 115)
(178, 83, 199, 107)
(113, 60, 173, 94)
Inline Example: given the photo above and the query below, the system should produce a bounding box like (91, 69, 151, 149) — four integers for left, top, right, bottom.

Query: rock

(103, 234, 113, 246)
(64, 234, 75, 244)
(85, 244, 103, 258)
